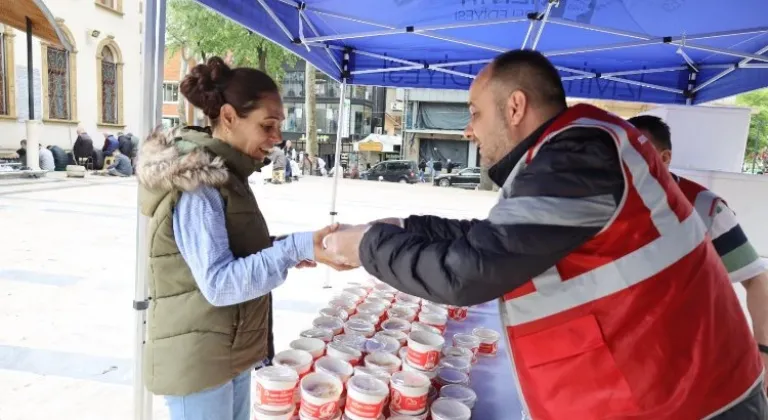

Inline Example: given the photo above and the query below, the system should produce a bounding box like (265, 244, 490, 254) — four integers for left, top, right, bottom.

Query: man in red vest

(629, 115, 768, 373)
(324, 49, 767, 419)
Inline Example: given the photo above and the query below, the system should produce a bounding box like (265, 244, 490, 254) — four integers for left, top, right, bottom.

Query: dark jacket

(102, 136, 119, 155)
(48, 145, 69, 171)
(73, 133, 94, 160)
(358, 112, 625, 306)
(108, 153, 133, 176)
(118, 135, 134, 158)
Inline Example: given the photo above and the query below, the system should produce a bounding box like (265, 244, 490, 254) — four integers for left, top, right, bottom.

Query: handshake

(299, 218, 402, 270)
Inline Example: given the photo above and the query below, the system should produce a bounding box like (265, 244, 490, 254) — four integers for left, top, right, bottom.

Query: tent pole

(25, 17, 34, 120)
(693, 44, 768, 95)
(24, 16, 40, 171)
(323, 78, 347, 288)
(531, 0, 556, 50)
(134, 0, 166, 419)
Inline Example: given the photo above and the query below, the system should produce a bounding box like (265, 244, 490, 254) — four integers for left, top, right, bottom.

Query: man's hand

(322, 224, 368, 268)
(312, 224, 356, 271)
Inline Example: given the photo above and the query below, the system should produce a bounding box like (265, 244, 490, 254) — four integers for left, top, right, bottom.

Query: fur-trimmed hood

(135, 127, 229, 193)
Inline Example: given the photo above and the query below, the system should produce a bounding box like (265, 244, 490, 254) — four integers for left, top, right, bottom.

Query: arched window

(96, 38, 124, 127)
(41, 20, 77, 122)
(0, 25, 17, 119)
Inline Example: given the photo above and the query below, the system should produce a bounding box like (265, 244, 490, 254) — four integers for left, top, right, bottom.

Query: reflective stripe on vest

(502, 117, 706, 326)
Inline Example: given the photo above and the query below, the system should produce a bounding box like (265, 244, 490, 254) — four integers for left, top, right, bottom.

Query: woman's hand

(313, 223, 357, 271)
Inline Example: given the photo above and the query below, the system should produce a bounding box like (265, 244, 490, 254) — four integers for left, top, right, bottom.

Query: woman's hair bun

(179, 57, 233, 120)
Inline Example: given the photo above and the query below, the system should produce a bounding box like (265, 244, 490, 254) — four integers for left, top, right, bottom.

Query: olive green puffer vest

(137, 128, 272, 396)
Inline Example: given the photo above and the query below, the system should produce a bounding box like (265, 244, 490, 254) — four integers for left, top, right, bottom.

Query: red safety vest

(500, 104, 762, 420)
(675, 175, 725, 231)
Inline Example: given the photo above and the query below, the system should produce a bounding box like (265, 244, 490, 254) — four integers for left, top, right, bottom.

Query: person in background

(117, 132, 134, 158)
(38, 144, 55, 171)
(445, 158, 455, 173)
(73, 127, 94, 163)
(418, 159, 426, 182)
(16, 140, 27, 167)
(269, 146, 286, 184)
(96, 149, 132, 177)
(426, 158, 434, 182)
(316, 156, 327, 176)
(47, 145, 69, 171)
(134, 57, 343, 420)
(102, 133, 119, 156)
(629, 115, 768, 374)
(323, 49, 766, 419)
(282, 141, 293, 181)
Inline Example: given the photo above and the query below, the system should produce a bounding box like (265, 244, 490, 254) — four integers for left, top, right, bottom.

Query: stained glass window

(101, 47, 118, 124)
(47, 47, 71, 120)
(0, 34, 6, 116)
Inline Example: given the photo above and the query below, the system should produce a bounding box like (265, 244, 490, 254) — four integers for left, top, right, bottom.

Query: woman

(135, 57, 339, 420)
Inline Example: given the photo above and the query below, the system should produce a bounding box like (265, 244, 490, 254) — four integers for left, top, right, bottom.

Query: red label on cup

(390, 388, 428, 413)
(479, 341, 498, 355)
(407, 347, 440, 370)
(301, 399, 339, 419)
(256, 383, 295, 407)
(345, 396, 385, 418)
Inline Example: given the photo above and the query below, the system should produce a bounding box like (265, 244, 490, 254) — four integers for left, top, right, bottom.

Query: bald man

(324, 49, 766, 419)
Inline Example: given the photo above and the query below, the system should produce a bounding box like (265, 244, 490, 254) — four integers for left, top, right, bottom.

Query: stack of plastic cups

(315, 356, 354, 411)
(344, 375, 389, 420)
(452, 333, 481, 364)
(290, 338, 327, 361)
(472, 328, 501, 358)
(252, 366, 299, 420)
(388, 371, 431, 418)
(430, 398, 471, 420)
(439, 384, 477, 412)
(299, 372, 344, 420)
(273, 350, 314, 380)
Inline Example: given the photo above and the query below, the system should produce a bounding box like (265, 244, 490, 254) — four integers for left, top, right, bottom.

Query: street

(0, 174, 496, 420)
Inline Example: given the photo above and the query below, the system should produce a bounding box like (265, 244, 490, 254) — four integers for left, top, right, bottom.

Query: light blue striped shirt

(172, 185, 314, 307)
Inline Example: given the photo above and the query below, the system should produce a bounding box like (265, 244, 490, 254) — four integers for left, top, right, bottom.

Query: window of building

(40, 21, 76, 122)
(163, 82, 179, 103)
(282, 71, 304, 98)
(282, 103, 305, 132)
(162, 116, 180, 128)
(352, 86, 373, 101)
(96, 0, 123, 14)
(315, 74, 340, 98)
(96, 39, 124, 127)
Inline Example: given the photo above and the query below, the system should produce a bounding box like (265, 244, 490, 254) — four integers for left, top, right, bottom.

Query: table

(445, 300, 525, 420)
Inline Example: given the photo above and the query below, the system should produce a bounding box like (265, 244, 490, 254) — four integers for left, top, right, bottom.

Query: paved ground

(0, 173, 497, 420)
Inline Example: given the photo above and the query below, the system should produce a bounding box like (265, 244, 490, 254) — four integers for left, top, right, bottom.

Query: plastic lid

(419, 311, 448, 323)
(431, 398, 471, 420)
(334, 334, 368, 352)
(442, 346, 473, 359)
(300, 328, 334, 340)
(411, 322, 441, 335)
(369, 335, 400, 354)
(348, 374, 388, 397)
(350, 313, 379, 326)
(376, 330, 407, 342)
(327, 341, 362, 357)
(436, 368, 469, 385)
(472, 327, 500, 341)
(300, 372, 342, 398)
(438, 356, 471, 373)
(439, 385, 478, 409)
(364, 297, 391, 308)
(365, 351, 401, 370)
(381, 318, 411, 332)
(390, 371, 430, 389)
(313, 316, 344, 331)
(395, 293, 421, 304)
(453, 333, 481, 345)
(314, 356, 354, 378)
(320, 307, 349, 321)
(343, 287, 368, 297)
(345, 319, 375, 334)
(255, 365, 299, 383)
(353, 366, 391, 384)
(392, 301, 420, 312)
(330, 297, 357, 309)
(364, 337, 387, 353)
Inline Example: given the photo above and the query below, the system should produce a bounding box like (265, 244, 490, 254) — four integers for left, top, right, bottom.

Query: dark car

(360, 160, 418, 184)
(434, 166, 481, 189)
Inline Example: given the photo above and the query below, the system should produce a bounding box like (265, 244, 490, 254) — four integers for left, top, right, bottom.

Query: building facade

(0, 0, 143, 152)
(160, 49, 198, 129)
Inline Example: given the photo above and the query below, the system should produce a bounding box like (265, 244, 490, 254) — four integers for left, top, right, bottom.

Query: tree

(735, 89, 768, 171)
(305, 62, 318, 164)
(166, 0, 297, 81)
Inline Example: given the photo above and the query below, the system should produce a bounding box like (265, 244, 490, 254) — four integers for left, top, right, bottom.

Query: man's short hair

(489, 49, 567, 110)
(20, 139, 27, 146)
(628, 115, 672, 151)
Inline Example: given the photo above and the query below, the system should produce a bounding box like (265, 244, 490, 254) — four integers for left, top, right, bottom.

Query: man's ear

(506, 90, 527, 127)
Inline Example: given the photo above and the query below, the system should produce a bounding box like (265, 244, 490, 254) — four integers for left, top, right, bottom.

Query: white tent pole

(323, 77, 348, 288)
(693, 44, 768, 94)
(531, 0, 557, 50)
(134, 0, 166, 419)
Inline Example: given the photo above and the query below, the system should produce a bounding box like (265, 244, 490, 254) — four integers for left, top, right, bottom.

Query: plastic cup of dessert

(314, 356, 354, 385)
(253, 365, 299, 412)
(410, 322, 442, 336)
(350, 313, 380, 328)
(375, 330, 407, 349)
(344, 287, 369, 300)
(388, 371, 431, 416)
(252, 404, 294, 420)
(452, 334, 481, 361)
(366, 335, 400, 355)
(441, 346, 473, 364)
(472, 327, 501, 358)
(291, 338, 327, 360)
(420, 303, 449, 317)
(370, 291, 395, 302)
(395, 293, 421, 305)
(301, 328, 335, 343)
(334, 334, 368, 353)
(357, 302, 387, 317)
(385, 307, 416, 323)
(417, 312, 447, 334)
(391, 302, 420, 317)
(438, 356, 472, 375)
(314, 317, 346, 336)
(353, 366, 392, 387)
(326, 342, 363, 367)
(398, 346, 408, 363)
(381, 318, 412, 334)
(344, 319, 376, 338)
(434, 367, 470, 391)
(401, 358, 438, 382)
(330, 298, 358, 316)
(321, 307, 350, 322)
(439, 384, 477, 410)
(387, 411, 428, 420)
(299, 372, 344, 420)
(407, 331, 444, 371)
(344, 374, 389, 420)
(430, 397, 471, 420)
(364, 297, 392, 310)
(364, 351, 403, 375)
(273, 349, 314, 379)
(447, 306, 468, 322)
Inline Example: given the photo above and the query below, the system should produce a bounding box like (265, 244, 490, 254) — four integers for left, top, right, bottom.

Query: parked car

(434, 166, 481, 189)
(360, 160, 418, 184)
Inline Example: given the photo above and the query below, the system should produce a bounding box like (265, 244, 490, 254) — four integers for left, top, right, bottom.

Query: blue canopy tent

(133, 1, 768, 418)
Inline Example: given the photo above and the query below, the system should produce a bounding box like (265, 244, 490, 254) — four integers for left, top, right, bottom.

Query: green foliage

(735, 89, 768, 170)
(166, 0, 297, 81)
